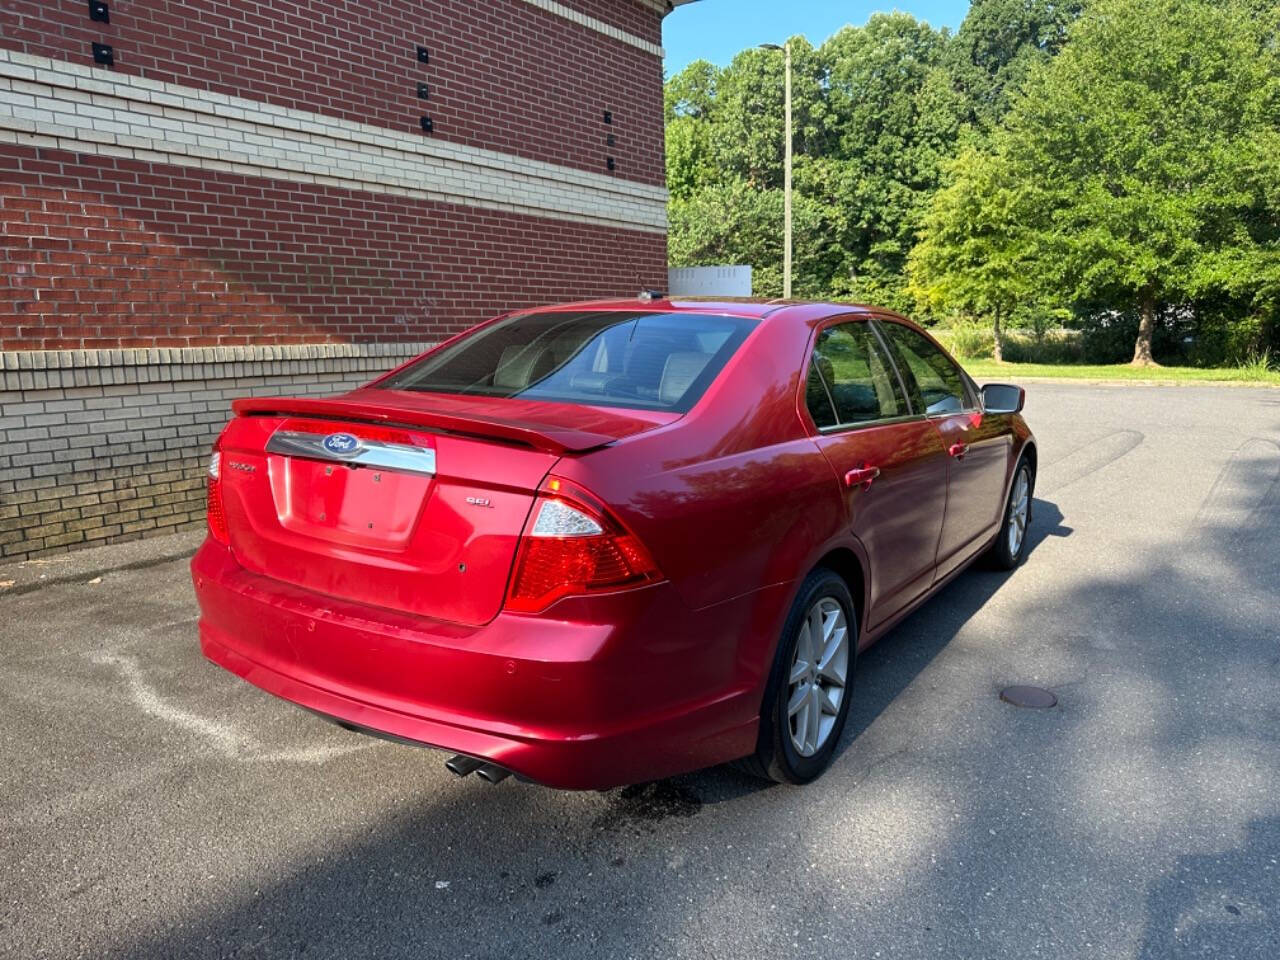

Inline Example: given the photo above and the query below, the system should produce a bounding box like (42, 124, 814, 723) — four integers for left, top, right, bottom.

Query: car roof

(522, 296, 912, 325)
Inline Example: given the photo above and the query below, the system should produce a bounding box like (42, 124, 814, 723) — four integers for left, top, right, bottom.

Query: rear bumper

(191, 540, 762, 789)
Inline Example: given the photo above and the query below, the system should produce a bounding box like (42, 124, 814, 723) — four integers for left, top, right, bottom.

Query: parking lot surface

(3, 382, 1279, 960)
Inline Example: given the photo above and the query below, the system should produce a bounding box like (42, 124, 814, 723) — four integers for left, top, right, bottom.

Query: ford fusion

(192, 298, 1035, 789)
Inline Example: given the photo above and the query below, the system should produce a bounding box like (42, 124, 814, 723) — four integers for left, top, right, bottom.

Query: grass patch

(961, 359, 1280, 385)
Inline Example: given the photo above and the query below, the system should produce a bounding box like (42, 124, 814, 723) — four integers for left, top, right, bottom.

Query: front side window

(876, 320, 971, 415)
(806, 321, 907, 430)
(378, 311, 754, 413)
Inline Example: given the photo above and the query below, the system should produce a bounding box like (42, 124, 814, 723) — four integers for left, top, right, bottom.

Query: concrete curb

(0, 529, 205, 597)
(971, 375, 1280, 389)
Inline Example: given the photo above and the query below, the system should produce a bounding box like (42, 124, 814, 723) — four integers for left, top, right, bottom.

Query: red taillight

(505, 478, 661, 613)
(206, 444, 229, 545)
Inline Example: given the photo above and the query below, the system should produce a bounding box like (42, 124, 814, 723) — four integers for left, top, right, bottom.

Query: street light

(760, 41, 792, 299)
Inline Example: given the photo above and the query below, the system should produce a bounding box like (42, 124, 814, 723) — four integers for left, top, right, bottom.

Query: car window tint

(810, 322, 907, 427)
(377, 311, 754, 413)
(877, 321, 969, 415)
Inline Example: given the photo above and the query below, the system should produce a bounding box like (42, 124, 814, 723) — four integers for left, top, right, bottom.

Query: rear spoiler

(231, 395, 615, 454)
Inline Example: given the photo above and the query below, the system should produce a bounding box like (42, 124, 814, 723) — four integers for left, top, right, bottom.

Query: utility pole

(783, 40, 792, 299)
(760, 41, 793, 298)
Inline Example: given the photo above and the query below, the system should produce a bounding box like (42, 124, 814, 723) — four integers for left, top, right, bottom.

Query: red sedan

(192, 298, 1035, 789)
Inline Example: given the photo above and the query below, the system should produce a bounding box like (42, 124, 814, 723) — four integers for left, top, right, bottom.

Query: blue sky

(663, 1, 972, 75)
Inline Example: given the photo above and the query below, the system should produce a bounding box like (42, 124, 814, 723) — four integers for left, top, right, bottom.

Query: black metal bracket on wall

(92, 42, 114, 66)
(604, 109, 616, 169)
(89, 0, 109, 23)
(416, 47, 433, 132)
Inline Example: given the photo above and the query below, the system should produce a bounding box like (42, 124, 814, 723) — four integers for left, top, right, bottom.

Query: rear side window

(876, 320, 971, 415)
(806, 321, 907, 429)
(378, 311, 754, 412)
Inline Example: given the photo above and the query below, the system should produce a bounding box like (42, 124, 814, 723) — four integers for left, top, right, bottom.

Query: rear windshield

(377, 311, 755, 412)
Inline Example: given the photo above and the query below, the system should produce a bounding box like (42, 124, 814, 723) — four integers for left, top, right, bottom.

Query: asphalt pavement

(3, 381, 1278, 960)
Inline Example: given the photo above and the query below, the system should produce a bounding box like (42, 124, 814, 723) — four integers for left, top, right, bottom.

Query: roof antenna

(637, 289, 665, 302)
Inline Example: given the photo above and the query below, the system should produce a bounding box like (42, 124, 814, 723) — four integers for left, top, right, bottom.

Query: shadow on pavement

(96, 499, 1074, 960)
(1136, 816, 1280, 960)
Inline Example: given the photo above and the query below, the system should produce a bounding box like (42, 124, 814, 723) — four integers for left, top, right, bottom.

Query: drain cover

(1000, 685, 1057, 709)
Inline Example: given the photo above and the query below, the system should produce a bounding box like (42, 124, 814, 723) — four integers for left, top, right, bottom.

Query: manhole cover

(1000, 685, 1057, 709)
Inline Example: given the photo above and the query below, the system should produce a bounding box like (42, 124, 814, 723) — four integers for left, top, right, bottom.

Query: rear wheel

(738, 568, 857, 784)
(988, 457, 1033, 570)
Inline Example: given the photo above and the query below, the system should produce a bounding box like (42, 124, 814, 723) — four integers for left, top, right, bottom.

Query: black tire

(736, 567, 857, 785)
(988, 456, 1034, 570)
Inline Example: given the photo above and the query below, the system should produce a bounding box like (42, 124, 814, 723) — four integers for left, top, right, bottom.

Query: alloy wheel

(786, 597, 850, 757)
(1007, 467, 1030, 557)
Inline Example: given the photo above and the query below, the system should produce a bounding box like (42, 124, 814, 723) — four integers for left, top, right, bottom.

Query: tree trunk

(1132, 295, 1158, 366)
(992, 305, 1004, 363)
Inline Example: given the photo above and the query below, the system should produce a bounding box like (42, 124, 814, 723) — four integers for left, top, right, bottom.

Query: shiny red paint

(192, 298, 1035, 789)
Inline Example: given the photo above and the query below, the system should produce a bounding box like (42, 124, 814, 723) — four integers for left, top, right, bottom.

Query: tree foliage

(916, 0, 1280, 363)
(945, 0, 1084, 130)
(907, 148, 1036, 360)
(666, 0, 1280, 365)
(665, 14, 958, 305)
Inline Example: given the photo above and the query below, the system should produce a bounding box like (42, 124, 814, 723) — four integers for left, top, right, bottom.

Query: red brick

(0, 143, 666, 350)
(0, 0, 665, 186)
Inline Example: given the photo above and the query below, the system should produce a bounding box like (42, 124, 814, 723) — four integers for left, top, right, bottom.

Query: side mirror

(982, 383, 1025, 415)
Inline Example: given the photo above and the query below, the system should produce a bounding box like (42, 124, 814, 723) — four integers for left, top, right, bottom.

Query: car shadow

(837, 498, 1070, 753)
(90, 497, 1073, 960)
(660, 497, 1071, 806)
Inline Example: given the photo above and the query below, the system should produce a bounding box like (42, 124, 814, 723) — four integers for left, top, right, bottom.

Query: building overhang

(645, 0, 701, 15)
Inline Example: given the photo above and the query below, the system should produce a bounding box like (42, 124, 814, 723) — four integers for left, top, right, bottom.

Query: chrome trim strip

(265, 430, 437, 476)
(818, 413, 927, 436)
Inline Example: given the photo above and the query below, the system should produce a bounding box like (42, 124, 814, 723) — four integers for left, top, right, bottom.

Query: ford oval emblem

(321, 432, 362, 457)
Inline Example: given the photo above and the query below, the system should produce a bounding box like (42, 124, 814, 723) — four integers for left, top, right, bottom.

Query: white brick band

(0, 343, 432, 392)
(0, 49, 668, 234)
(516, 0, 665, 57)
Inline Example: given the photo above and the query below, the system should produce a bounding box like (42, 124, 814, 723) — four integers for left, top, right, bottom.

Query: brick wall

(0, 0, 665, 185)
(0, 345, 425, 561)
(0, 0, 675, 561)
(0, 147, 667, 351)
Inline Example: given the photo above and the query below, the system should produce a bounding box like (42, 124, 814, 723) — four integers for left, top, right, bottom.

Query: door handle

(948, 443, 969, 459)
(844, 466, 881, 490)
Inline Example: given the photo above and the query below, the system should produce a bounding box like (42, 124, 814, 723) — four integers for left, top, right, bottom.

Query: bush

(1003, 328, 1085, 363)
(945, 319, 996, 359)
(1236, 349, 1276, 381)
(934, 318, 1085, 363)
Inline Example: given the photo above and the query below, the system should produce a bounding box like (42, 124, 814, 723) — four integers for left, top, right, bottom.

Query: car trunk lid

(216, 391, 676, 626)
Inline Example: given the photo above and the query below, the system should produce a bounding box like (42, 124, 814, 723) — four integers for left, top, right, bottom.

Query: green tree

(946, 0, 1083, 130)
(668, 179, 830, 298)
(664, 60, 720, 201)
(915, 0, 1280, 365)
(908, 147, 1036, 360)
(664, 59, 717, 123)
(816, 13, 955, 308)
(708, 38, 828, 189)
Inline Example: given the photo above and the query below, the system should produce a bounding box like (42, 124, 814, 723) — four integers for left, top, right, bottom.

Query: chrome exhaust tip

(475, 762, 512, 784)
(444, 754, 484, 777)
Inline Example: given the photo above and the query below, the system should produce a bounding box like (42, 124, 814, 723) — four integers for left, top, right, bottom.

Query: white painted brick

(0, 50, 667, 233)
(76, 102, 116, 120)
(10, 105, 55, 126)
